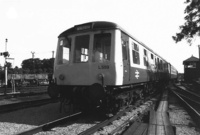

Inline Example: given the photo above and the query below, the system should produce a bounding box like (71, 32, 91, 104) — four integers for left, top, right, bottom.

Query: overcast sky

(0, 0, 199, 73)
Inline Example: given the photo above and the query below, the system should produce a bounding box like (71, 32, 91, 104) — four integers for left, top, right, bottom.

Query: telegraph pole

(198, 45, 200, 60)
(31, 51, 35, 59)
(52, 51, 54, 58)
(31, 51, 35, 73)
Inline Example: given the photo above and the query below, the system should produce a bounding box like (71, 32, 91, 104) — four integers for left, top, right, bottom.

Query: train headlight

(59, 74, 65, 80)
(97, 73, 104, 81)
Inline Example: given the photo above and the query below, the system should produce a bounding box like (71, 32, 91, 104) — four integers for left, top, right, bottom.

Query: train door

(121, 33, 130, 84)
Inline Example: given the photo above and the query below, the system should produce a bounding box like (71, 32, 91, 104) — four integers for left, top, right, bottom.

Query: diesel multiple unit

(48, 21, 178, 112)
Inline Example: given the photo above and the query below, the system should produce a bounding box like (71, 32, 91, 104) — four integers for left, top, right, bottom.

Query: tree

(21, 58, 54, 74)
(21, 58, 42, 73)
(41, 58, 54, 73)
(172, 0, 200, 44)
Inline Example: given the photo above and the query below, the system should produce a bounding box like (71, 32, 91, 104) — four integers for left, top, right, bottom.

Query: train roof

(59, 21, 168, 63)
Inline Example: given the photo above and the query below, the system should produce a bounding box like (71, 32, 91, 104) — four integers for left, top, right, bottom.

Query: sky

(0, 0, 199, 73)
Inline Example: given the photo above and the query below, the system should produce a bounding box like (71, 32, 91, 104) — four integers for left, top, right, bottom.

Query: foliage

(0, 58, 54, 81)
(21, 58, 54, 74)
(172, 0, 200, 44)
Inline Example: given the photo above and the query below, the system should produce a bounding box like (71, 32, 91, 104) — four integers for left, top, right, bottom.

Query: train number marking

(98, 65, 109, 69)
(135, 70, 140, 79)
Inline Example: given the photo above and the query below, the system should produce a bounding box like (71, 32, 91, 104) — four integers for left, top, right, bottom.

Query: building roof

(183, 55, 199, 64)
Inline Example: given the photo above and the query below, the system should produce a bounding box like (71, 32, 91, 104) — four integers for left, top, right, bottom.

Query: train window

(93, 33, 111, 62)
(57, 38, 71, 64)
(74, 35, 89, 63)
(143, 49, 148, 66)
(144, 49, 147, 56)
(151, 53, 154, 59)
(185, 62, 196, 68)
(157, 58, 160, 69)
(160, 60, 163, 70)
(132, 43, 140, 64)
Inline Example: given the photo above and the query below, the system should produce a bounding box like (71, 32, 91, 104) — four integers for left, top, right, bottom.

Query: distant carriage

(7, 74, 49, 86)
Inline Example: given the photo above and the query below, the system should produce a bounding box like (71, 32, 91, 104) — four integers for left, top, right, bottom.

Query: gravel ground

(34, 113, 100, 135)
(168, 91, 200, 135)
(0, 102, 67, 135)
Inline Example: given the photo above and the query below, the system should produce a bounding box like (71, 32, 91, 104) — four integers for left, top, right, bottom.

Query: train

(48, 21, 178, 113)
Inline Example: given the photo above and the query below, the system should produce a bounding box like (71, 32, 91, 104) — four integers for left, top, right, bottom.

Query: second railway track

(0, 96, 58, 113)
(172, 84, 200, 126)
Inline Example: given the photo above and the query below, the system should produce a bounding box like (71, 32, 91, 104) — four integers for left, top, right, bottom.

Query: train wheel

(47, 84, 59, 99)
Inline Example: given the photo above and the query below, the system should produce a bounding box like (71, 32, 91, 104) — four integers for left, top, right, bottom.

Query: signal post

(0, 39, 10, 95)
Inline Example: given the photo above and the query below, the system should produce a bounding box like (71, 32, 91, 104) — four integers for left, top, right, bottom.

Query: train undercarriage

(48, 81, 166, 114)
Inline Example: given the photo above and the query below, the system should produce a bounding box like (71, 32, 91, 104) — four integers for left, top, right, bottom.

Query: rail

(15, 112, 83, 135)
(171, 85, 200, 125)
(78, 98, 156, 135)
(0, 98, 58, 113)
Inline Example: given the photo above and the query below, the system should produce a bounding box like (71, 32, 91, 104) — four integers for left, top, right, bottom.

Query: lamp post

(4, 39, 8, 95)
(198, 45, 200, 60)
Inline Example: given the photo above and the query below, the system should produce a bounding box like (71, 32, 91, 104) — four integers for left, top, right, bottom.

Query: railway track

(0, 98, 58, 113)
(16, 112, 83, 135)
(172, 84, 200, 125)
(14, 94, 159, 135)
(78, 99, 155, 135)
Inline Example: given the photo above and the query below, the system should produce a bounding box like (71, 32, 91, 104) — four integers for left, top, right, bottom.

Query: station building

(183, 55, 200, 82)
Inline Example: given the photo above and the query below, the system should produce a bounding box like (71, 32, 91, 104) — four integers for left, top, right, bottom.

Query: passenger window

(160, 60, 163, 70)
(151, 53, 154, 59)
(93, 33, 111, 62)
(74, 35, 89, 63)
(132, 43, 140, 64)
(143, 49, 148, 66)
(157, 58, 160, 69)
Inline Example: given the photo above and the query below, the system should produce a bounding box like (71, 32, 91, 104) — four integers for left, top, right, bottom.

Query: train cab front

(52, 24, 120, 109)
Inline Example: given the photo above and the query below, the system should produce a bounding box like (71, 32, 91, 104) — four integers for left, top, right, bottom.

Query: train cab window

(74, 35, 89, 63)
(57, 38, 71, 64)
(132, 43, 140, 64)
(93, 33, 111, 62)
(143, 49, 148, 66)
